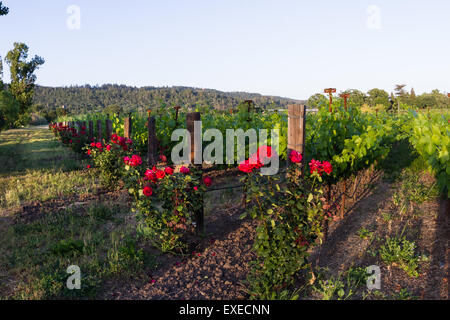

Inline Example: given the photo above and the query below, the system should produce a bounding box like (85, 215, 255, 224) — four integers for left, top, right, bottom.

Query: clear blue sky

(1, 0, 449, 100)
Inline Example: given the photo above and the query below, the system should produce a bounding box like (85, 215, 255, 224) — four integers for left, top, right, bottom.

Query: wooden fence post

(186, 112, 204, 234)
(96, 120, 102, 142)
(105, 119, 113, 142)
(287, 104, 306, 169)
(124, 117, 132, 139)
(88, 121, 94, 142)
(341, 181, 346, 219)
(245, 100, 253, 122)
(147, 116, 157, 167)
(174, 106, 181, 124)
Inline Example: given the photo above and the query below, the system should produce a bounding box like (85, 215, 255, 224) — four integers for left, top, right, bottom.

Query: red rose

(165, 167, 174, 175)
(248, 153, 263, 168)
(87, 165, 91, 169)
(125, 155, 142, 167)
(96, 142, 103, 149)
(289, 150, 303, 164)
(160, 154, 167, 162)
(238, 159, 255, 173)
(143, 186, 153, 197)
(145, 169, 157, 182)
(321, 161, 333, 175)
(203, 176, 212, 187)
(309, 159, 323, 175)
(156, 170, 165, 179)
(257, 145, 275, 164)
(180, 166, 190, 174)
(106, 145, 111, 151)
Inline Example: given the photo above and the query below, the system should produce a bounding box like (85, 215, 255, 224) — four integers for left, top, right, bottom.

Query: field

(0, 107, 448, 300)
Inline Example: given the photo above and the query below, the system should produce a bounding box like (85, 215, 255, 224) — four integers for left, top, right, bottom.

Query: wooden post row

(186, 112, 204, 234)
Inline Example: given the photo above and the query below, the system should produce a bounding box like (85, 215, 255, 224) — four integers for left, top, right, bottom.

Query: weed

(357, 227, 373, 240)
(51, 238, 84, 257)
(379, 236, 420, 277)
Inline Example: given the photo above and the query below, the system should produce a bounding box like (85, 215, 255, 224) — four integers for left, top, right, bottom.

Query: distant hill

(33, 84, 305, 114)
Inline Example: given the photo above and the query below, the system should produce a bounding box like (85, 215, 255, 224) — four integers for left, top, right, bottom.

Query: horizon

(1, 0, 449, 100)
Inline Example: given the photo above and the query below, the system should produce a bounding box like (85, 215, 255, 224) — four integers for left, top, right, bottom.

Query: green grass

(0, 202, 156, 299)
(0, 127, 157, 299)
(0, 127, 100, 209)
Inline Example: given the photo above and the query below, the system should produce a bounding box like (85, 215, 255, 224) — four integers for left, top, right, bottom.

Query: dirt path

(309, 171, 448, 299)
(109, 206, 257, 300)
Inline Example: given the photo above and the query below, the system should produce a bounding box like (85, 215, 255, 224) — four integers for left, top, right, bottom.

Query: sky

(0, 0, 449, 100)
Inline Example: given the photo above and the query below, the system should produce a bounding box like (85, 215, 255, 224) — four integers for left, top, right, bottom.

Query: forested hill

(33, 84, 304, 114)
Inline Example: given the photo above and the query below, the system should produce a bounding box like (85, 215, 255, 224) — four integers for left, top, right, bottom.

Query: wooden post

(186, 112, 203, 234)
(340, 93, 350, 111)
(287, 105, 306, 169)
(340, 181, 346, 219)
(105, 119, 113, 142)
(124, 117, 132, 139)
(324, 88, 336, 113)
(245, 100, 253, 122)
(186, 112, 202, 165)
(174, 106, 181, 124)
(147, 116, 157, 167)
(88, 121, 94, 142)
(96, 120, 102, 142)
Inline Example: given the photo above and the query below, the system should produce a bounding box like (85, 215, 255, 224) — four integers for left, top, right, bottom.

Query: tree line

(307, 86, 449, 110)
(33, 85, 303, 122)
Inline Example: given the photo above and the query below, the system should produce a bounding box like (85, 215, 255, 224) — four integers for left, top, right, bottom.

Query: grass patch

(0, 203, 156, 299)
(0, 127, 100, 209)
(379, 236, 420, 277)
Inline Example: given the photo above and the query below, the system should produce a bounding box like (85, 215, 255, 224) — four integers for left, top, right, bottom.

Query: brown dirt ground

(111, 168, 448, 300)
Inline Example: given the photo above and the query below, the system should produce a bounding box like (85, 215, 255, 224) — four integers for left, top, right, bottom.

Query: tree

(0, 1, 7, 90)
(0, 90, 20, 131)
(394, 84, 407, 102)
(341, 89, 366, 107)
(0, 2, 8, 16)
(56, 107, 67, 118)
(416, 93, 436, 109)
(103, 104, 123, 115)
(5, 43, 45, 126)
(307, 93, 327, 108)
(367, 88, 389, 107)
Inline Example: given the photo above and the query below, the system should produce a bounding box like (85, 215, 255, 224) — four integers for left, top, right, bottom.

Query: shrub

(85, 133, 133, 189)
(240, 147, 333, 299)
